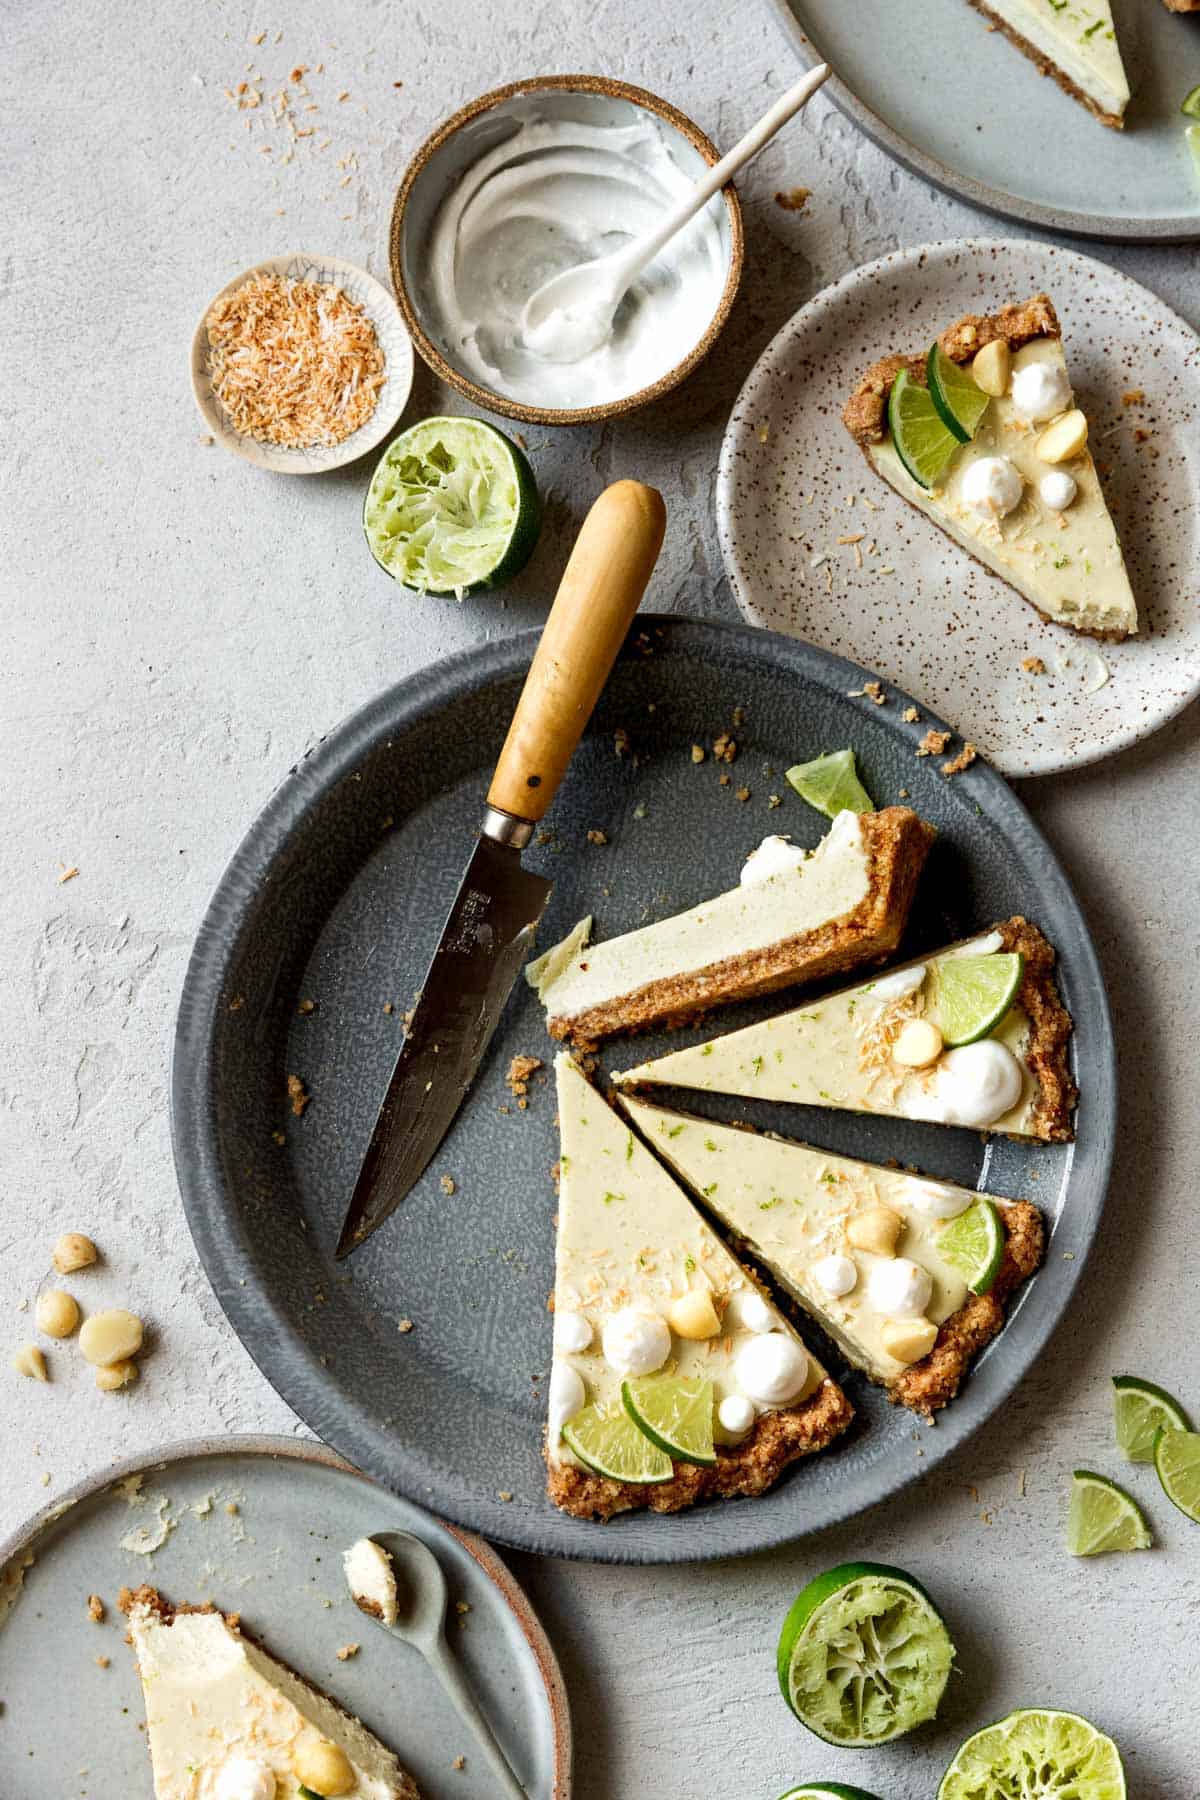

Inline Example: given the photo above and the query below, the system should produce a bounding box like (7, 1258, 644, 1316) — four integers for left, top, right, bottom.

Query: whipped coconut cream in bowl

(390, 76, 743, 424)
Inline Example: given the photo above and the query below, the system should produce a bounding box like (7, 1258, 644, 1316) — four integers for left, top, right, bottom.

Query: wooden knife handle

(487, 480, 666, 824)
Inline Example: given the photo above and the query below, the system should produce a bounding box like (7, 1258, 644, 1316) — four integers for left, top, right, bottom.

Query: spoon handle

(423, 1632, 528, 1798)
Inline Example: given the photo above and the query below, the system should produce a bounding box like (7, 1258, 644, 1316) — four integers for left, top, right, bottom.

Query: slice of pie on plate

(547, 1053, 852, 1520)
(614, 919, 1076, 1143)
(843, 293, 1138, 640)
(526, 805, 935, 1046)
(121, 1585, 419, 1799)
(967, 0, 1130, 127)
(620, 1096, 1044, 1415)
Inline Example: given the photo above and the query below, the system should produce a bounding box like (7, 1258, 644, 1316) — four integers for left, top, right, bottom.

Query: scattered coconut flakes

(940, 742, 978, 777)
(902, 706, 920, 724)
(916, 729, 951, 757)
(57, 864, 80, 884)
(1021, 656, 1046, 675)
(773, 185, 811, 212)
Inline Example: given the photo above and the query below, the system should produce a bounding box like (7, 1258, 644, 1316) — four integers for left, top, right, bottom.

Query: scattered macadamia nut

(12, 1343, 49, 1382)
(79, 1309, 144, 1367)
(1035, 408, 1088, 464)
(52, 1232, 98, 1274)
(892, 1018, 945, 1069)
(36, 1289, 80, 1339)
(971, 338, 1011, 398)
(667, 1289, 721, 1340)
(95, 1359, 139, 1392)
(847, 1206, 904, 1257)
(881, 1317, 939, 1364)
(292, 1737, 355, 1796)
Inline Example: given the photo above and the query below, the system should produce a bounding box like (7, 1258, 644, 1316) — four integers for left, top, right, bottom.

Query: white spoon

(520, 63, 832, 364)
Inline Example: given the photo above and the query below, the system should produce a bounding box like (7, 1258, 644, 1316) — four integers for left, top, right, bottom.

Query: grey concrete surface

(3, 1, 1198, 1794)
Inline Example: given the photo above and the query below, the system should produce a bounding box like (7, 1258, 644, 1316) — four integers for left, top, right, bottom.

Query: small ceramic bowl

(389, 76, 745, 427)
(191, 252, 414, 474)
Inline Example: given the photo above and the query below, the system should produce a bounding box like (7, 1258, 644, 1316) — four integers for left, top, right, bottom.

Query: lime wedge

(1112, 1375, 1191, 1463)
(938, 1708, 1125, 1799)
(1154, 1424, 1200, 1523)
(1182, 84, 1200, 118)
(779, 1787, 882, 1799)
(936, 952, 1024, 1046)
(926, 343, 991, 444)
(786, 749, 876, 820)
(1067, 1470, 1152, 1556)
(936, 1199, 1004, 1296)
(887, 368, 960, 490)
(621, 1375, 716, 1467)
(777, 1561, 953, 1746)
(363, 416, 541, 598)
(561, 1400, 673, 1484)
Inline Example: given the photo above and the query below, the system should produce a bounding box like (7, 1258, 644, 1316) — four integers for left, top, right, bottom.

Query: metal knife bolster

(481, 805, 535, 851)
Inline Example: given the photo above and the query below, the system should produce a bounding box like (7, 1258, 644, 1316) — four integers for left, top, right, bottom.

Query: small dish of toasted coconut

(191, 252, 413, 474)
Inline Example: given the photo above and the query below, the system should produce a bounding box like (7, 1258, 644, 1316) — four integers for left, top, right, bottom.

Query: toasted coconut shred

(206, 272, 385, 448)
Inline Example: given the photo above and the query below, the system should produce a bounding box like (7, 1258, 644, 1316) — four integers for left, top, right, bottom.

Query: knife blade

(337, 479, 667, 1257)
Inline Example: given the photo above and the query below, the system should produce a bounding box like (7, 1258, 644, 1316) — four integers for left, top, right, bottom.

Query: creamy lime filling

(985, 0, 1129, 114)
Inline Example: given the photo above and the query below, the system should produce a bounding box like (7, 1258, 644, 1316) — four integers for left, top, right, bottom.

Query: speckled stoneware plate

(0, 1436, 569, 1799)
(771, 0, 1200, 240)
(171, 619, 1115, 1563)
(191, 252, 414, 474)
(718, 239, 1200, 778)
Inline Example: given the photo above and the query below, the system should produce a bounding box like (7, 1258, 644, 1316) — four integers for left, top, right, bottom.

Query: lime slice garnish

(561, 1399, 674, 1484)
(1182, 84, 1200, 118)
(887, 367, 961, 490)
(621, 1375, 716, 1467)
(938, 1708, 1126, 1799)
(936, 1199, 1004, 1296)
(1067, 1469, 1152, 1556)
(363, 416, 541, 597)
(935, 952, 1024, 1046)
(1153, 1424, 1200, 1522)
(926, 343, 990, 444)
(1112, 1375, 1191, 1463)
(779, 1787, 882, 1799)
(786, 749, 876, 820)
(777, 1561, 953, 1746)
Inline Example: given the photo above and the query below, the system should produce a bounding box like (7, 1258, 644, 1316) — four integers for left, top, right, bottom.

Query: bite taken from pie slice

(615, 919, 1076, 1143)
(547, 1053, 853, 1521)
(121, 1584, 419, 1799)
(621, 1097, 1044, 1415)
(966, 0, 1130, 128)
(843, 293, 1137, 640)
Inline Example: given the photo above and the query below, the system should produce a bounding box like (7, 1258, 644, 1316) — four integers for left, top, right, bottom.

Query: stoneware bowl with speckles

(718, 238, 1200, 778)
(388, 76, 744, 426)
(172, 619, 1115, 1564)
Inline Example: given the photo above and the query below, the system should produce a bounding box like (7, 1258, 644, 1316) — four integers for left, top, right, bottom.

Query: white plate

(717, 238, 1200, 776)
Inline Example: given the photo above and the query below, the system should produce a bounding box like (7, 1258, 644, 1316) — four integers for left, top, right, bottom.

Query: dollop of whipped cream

(867, 1257, 933, 1318)
(212, 1758, 276, 1800)
(725, 1289, 776, 1334)
(812, 1253, 858, 1298)
(868, 963, 927, 1004)
(602, 1307, 671, 1376)
(554, 1309, 593, 1354)
(717, 1393, 756, 1439)
(548, 1360, 586, 1442)
(1012, 359, 1072, 422)
(740, 834, 809, 888)
(905, 1181, 972, 1221)
(522, 297, 615, 366)
(930, 1040, 1024, 1128)
(1039, 470, 1078, 511)
(733, 1333, 808, 1406)
(962, 455, 1023, 520)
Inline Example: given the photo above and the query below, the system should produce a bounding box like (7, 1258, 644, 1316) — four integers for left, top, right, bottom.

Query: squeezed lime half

(1112, 1375, 1190, 1463)
(936, 952, 1023, 1046)
(937, 1199, 1005, 1296)
(887, 368, 960, 489)
(1154, 1424, 1200, 1523)
(778, 1786, 883, 1799)
(927, 343, 990, 443)
(363, 416, 541, 597)
(786, 749, 876, 820)
(1067, 1470, 1152, 1556)
(938, 1708, 1125, 1799)
(1182, 83, 1200, 118)
(622, 1375, 716, 1467)
(561, 1400, 673, 1484)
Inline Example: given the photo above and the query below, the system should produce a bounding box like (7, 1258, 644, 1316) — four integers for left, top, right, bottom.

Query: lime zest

(935, 952, 1024, 1046)
(561, 1399, 673, 1484)
(621, 1375, 716, 1466)
(938, 1708, 1126, 1800)
(1067, 1469, 1152, 1556)
(926, 343, 990, 443)
(1112, 1375, 1190, 1463)
(937, 1198, 1005, 1295)
(887, 368, 961, 490)
(786, 748, 875, 820)
(1153, 1424, 1200, 1523)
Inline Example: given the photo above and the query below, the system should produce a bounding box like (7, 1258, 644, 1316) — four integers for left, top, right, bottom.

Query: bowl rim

(190, 249, 415, 475)
(388, 74, 746, 427)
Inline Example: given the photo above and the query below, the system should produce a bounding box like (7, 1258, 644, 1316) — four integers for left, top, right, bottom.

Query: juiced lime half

(786, 749, 876, 820)
(779, 1787, 882, 1799)
(1154, 1424, 1200, 1523)
(363, 416, 541, 597)
(621, 1375, 715, 1467)
(927, 343, 991, 443)
(561, 1400, 673, 1484)
(938, 1708, 1126, 1800)
(777, 1561, 953, 1746)
(1067, 1470, 1152, 1556)
(887, 368, 960, 489)
(936, 952, 1023, 1046)
(1112, 1375, 1190, 1463)
(937, 1199, 1004, 1296)
(1182, 83, 1200, 118)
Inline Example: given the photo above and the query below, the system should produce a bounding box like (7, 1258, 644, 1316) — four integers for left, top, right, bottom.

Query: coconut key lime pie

(967, 0, 1130, 128)
(844, 294, 1137, 640)
(621, 1098, 1044, 1414)
(527, 806, 934, 1046)
(615, 920, 1075, 1143)
(548, 1054, 852, 1520)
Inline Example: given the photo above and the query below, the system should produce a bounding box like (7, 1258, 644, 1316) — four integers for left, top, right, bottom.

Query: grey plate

(172, 619, 1115, 1564)
(771, 0, 1200, 241)
(0, 1436, 570, 1799)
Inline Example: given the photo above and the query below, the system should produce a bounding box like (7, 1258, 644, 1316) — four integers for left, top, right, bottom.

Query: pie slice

(844, 294, 1138, 640)
(547, 1053, 852, 1520)
(121, 1585, 418, 1799)
(620, 1096, 1045, 1415)
(614, 918, 1076, 1143)
(527, 805, 935, 1046)
(968, 0, 1130, 127)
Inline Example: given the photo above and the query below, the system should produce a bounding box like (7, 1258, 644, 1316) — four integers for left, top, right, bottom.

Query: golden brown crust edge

(546, 1377, 853, 1521)
(996, 915, 1078, 1142)
(548, 806, 936, 1048)
(968, 0, 1126, 127)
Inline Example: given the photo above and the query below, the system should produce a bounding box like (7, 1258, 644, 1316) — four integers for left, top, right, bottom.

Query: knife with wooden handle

(337, 480, 667, 1257)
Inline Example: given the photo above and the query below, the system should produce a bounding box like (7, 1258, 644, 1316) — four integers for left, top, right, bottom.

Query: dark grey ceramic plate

(173, 619, 1115, 1563)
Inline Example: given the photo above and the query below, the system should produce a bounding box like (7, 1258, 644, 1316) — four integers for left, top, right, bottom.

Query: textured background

(3, 1, 1199, 1794)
